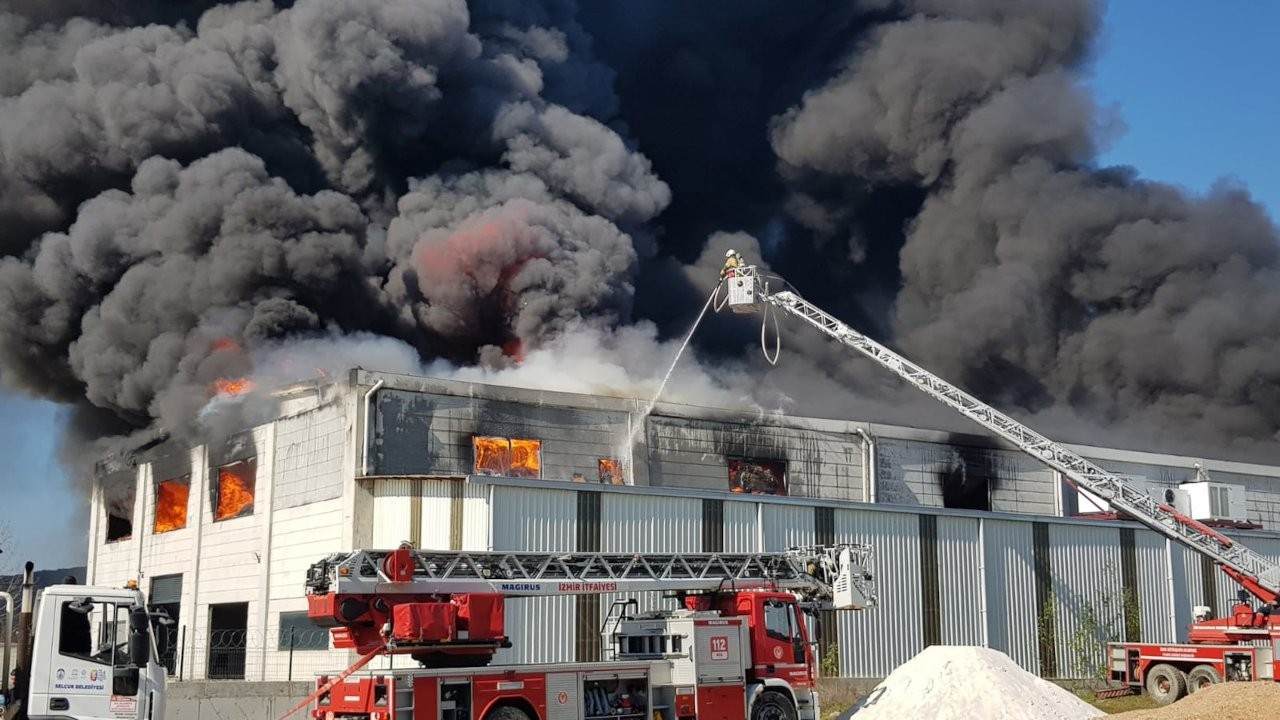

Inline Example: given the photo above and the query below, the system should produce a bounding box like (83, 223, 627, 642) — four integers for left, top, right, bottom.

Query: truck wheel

(1187, 664, 1221, 692)
(751, 691, 798, 720)
(1145, 664, 1188, 706)
(486, 705, 532, 720)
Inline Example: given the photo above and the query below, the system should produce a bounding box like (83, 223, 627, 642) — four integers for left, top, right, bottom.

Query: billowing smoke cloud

(767, 0, 1280, 456)
(2, 0, 1279, 505)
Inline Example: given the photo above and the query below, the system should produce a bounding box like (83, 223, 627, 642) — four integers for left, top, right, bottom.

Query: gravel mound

(848, 645, 1104, 720)
(1111, 681, 1280, 719)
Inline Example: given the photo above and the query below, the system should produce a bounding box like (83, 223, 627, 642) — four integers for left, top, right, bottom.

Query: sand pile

(1112, 681, 1280, 719)
(847, 646, 1104, 720)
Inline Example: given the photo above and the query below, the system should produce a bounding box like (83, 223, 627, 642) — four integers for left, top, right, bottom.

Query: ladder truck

(286, 544, 877, 720)
(718, 259, 1280, 706)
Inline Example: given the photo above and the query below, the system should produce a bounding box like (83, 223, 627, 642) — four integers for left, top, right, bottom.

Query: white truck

(16, 582, 167, 720)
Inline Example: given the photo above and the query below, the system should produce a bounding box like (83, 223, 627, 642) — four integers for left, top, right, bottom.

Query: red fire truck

(284, 544, 877, 720)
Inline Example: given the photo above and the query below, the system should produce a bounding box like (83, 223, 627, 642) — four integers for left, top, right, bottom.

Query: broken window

(598, 458, 624, 485)
(213, 458, 256, 521)
(472, 436, 542, 478)
(728, 458, 787, 496)
(154, 475, 191, 533)
(102, 470, 136, 543)
(938, 446, 992, 512)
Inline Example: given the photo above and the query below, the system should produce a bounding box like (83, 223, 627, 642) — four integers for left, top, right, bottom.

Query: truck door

(755, 599, 809, 686)
(41, 599, 140, 720)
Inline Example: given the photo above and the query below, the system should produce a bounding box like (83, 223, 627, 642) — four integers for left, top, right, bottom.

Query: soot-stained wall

(369, 389, 632, 482)
(643, 415, 864, 500)
(875, 436, 1057, 514)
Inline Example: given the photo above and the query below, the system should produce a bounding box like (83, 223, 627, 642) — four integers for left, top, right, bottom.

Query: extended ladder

(305, 544, 878, 610)
(724, 264, 1280, 602)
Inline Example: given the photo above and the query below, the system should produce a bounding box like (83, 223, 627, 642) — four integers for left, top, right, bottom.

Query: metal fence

(176, 627, 336, 682)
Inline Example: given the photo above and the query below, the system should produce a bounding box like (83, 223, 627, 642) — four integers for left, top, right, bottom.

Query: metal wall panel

(598, 494, 702, 651)
(937, 516, 984, 645)
(982, 519, 1039, 674)
(834, 508, 923, 678)
(491, 485, 578, 665)
(1048, 523, 1123, 678)
(1134, 529, 1176, 644)
(371, 478, 415, 547)
(723, 501, 758, 552)
(762, 504, 815, 551)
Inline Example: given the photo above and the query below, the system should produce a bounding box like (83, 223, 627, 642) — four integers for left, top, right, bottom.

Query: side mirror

(128, 606, 151, 666)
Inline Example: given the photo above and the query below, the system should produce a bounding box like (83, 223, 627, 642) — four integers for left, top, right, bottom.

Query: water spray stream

(621, 283, 722, 477)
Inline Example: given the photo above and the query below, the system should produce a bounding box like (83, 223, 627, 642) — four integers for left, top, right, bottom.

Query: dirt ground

(1108, 682, 1280, 719)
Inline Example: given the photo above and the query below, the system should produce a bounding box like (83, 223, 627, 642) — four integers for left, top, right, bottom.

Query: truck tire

(1187, 664, 1221, 692)
(486, 705, 533, 720)
(1145, 663, 1188, 706)
(751, 691, 799, 720)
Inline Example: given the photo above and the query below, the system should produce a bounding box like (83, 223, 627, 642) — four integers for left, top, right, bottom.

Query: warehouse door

(148, 574, 182, 676)
(207, 602, 249, 679)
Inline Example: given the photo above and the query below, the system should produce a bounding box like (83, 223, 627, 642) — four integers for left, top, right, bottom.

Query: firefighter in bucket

(720, 248, 742, 279)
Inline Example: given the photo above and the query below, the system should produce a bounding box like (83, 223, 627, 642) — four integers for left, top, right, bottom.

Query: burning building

(86, 369, 1280, 683)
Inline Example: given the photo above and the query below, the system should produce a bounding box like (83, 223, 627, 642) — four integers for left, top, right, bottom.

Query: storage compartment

(582, 676, 650, 720)
(455, 593, 505, 640)
(391, 603, 457, 643)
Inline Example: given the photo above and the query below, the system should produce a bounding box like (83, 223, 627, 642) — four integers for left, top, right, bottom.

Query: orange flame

(154, 478, 190, 533)
(472, 436, 541, 478)
(212, 337, 241, 352)
(509, 438, 541, 479)
(502, 339, 525, 364)
(473, 437, 511, 476)
(213, 377, 256, 396)
(215, 460, 256, 521)
(598, 458, 623, 485)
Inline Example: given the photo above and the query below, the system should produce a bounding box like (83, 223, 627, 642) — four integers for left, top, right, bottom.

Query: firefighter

(720, 248, 742, 278)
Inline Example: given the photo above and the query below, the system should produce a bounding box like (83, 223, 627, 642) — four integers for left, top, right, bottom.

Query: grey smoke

(1, 0, 1279, 497)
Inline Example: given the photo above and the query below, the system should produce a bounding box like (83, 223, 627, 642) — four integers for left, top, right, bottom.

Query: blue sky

(1, 2, 1278, 572)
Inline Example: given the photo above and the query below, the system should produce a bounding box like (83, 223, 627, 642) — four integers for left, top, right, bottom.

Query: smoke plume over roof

(1, 0, 1278, 494)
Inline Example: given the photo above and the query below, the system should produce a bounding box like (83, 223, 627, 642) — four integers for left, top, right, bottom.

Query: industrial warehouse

(83, 365, 1280, 688)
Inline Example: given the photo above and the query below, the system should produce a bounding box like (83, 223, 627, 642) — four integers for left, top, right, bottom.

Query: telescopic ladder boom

(306, 544, 878, 611)
(720, 262, 1280, 604)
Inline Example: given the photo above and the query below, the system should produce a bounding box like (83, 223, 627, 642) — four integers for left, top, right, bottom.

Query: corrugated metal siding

(724, 501, 758, 552)
(834, 508, 923, 678)
(491, 485, 578, 665)
(1048, 523, 1123, 678)
(599, 494, 702, 652)
(982, 519, 1039, 674)
(762, 504, 815, 551)
(371, 478, 415, 547)
(1134, 530, 1175, 643)
(937, 516, 983, 645)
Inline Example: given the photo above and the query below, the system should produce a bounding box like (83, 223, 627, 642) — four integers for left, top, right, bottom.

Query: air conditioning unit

(1178, 481, 1249, 523)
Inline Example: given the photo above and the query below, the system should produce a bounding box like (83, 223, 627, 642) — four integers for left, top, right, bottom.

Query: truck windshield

(59, 600, 129, 666)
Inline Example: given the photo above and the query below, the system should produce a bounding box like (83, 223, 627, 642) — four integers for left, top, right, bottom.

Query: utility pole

(15, 562, 34, 710)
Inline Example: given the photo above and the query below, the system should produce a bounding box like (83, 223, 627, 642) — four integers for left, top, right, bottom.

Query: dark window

(105, 512, 133, 543)
(278, 611, 328, 651)
(207, 602, 249, 679)
(728, 458, 787, 496)
(213, 458, 256, 522)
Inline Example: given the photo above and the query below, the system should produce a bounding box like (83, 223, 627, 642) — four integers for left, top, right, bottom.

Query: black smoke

(1, 0, 1278, 501)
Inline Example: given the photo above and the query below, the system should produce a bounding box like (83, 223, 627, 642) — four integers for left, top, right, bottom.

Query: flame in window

(598, 459, 623, 485)
(728, 458, 787, 496)
(215, 459, 256, 521)
(509, 439, 541, 478)
(472, 436, 541, 478)
(154, 478, 190, 533)
(473, 437, 511, 476)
